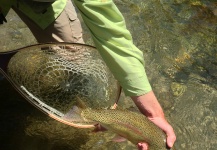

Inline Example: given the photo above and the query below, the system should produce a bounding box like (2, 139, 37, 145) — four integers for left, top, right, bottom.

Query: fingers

(165, 125, 176, 148)
(137, 124, 176, 150)
(159, 120, 176, 148)
(147, 117, 176, 148)
(137, 142, 148, 150)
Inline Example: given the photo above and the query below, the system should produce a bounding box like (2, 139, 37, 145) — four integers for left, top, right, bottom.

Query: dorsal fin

(75, 96, 88, 109)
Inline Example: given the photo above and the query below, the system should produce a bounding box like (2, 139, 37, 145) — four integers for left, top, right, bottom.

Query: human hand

(137, 142, 148, 150)
(147, 116, 176, 148)
(131, 91, 176, 149)
(136, 116, 176, 150)
(0, 7, 7, 24)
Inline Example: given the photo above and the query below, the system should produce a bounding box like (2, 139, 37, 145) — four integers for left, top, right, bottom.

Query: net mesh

(7, 44, 118, 113)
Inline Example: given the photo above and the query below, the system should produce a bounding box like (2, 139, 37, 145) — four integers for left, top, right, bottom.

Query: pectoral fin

(92, 124, 108, 132)
(112, 135, 127, 143)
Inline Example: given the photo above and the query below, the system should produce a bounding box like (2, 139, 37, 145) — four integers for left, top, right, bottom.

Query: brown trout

(72, 104, 175, 150)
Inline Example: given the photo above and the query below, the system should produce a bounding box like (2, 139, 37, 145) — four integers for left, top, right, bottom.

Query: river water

(0, 0, 217, 149)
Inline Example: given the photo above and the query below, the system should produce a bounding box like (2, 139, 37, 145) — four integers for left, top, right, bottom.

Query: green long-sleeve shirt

(1, 0, 152, 96)
(73, 0, 152, 96)
(0, 0, 66, 29)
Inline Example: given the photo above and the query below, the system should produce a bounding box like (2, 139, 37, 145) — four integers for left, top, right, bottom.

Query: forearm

(131, 91, 165, 118)
(73, 0, 152, 96)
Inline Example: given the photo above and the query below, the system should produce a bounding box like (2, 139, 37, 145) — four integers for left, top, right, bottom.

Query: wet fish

(72, 102, 175, 150)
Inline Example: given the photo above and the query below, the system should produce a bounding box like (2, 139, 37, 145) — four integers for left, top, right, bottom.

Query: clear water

(0, 0, 216, 149)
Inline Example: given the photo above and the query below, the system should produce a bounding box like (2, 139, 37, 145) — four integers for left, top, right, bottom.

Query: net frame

(0, 42, 121, 128)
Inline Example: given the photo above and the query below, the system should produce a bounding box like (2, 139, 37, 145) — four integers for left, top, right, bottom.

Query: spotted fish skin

(80, 108, 175, 150)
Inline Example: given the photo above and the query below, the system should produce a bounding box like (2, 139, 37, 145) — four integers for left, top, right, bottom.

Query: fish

(71, 98, 176, 150)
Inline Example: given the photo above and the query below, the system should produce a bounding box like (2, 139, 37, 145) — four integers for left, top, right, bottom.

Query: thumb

(165, 125, 176, 148)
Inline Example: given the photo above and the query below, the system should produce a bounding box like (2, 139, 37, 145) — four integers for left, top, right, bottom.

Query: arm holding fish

(73, 0, 176, 149)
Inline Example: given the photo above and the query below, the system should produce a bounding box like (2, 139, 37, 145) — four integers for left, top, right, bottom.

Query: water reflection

(0, 0, 217, 149)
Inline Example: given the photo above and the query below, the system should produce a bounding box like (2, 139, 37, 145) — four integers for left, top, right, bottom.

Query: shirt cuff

(120, 74, 152, 96)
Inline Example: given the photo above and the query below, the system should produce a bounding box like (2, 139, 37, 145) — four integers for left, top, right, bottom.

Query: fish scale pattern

(82, 108, 171, 150)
